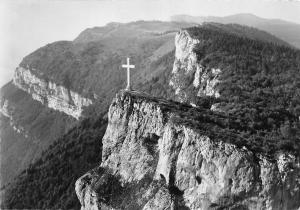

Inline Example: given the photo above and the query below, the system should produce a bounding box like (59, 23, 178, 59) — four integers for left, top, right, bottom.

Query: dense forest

(2, 114, 107, 209)
(189, 23, 300, 118)
(179, 23, 300, 155)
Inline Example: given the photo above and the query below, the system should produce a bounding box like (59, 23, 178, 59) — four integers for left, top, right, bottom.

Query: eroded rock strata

(75, 91, 300, 210)
(13, 66, 93, 119)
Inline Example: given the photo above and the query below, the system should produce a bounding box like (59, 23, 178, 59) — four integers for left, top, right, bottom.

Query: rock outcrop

(170, 30, 221, 104)
(0, 99, 28, 137)
(13, 66, 93, 119)
(75, 91, 300, 210)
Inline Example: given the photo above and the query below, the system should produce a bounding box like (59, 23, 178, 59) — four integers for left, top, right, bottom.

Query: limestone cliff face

(75, 91, 300, 210)
(13, 66, 93, 119)
(170, 30, 220, 104)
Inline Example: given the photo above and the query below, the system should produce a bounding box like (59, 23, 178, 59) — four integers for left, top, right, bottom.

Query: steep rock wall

(170, 30, 220, 104)
(75, 91, 300, 210)
(13, 66, 93, 119)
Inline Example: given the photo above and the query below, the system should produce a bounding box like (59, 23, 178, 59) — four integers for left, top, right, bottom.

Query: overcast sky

(0, 0, 300, 86)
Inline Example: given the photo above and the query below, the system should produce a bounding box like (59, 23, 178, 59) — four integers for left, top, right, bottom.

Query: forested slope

(189, 24, 300, 154)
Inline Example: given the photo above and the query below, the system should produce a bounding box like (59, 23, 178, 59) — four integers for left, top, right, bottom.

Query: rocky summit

(75, 90, 300, 210)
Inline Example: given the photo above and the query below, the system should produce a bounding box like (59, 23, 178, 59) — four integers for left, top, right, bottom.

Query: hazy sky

(0, 0, 300, 86)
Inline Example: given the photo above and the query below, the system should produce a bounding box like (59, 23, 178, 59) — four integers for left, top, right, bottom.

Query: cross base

(125, 85, 132, 91)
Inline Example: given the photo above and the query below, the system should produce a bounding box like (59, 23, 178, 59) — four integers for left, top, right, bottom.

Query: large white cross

(122, 57, 135, 90)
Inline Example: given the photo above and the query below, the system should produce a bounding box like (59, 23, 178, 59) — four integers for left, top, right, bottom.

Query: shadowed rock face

(0, 66, 91, 183)
(75, 91, 300, 210)
(0, 80, 75, 185)
(0, 65, 93, 184)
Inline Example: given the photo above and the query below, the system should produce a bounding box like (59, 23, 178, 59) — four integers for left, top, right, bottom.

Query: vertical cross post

(122, 57, 135, 90)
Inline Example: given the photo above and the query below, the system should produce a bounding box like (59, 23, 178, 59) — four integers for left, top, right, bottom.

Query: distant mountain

(171, 13, 300, 49)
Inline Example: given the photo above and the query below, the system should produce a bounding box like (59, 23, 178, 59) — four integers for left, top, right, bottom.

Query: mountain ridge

(171, 13, 300, 48)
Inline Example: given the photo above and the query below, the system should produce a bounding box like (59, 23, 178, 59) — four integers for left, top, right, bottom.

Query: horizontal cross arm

(122, 64, 135, 68)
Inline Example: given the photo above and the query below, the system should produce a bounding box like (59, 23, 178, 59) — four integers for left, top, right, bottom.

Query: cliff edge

(75, 90, 300, 210)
